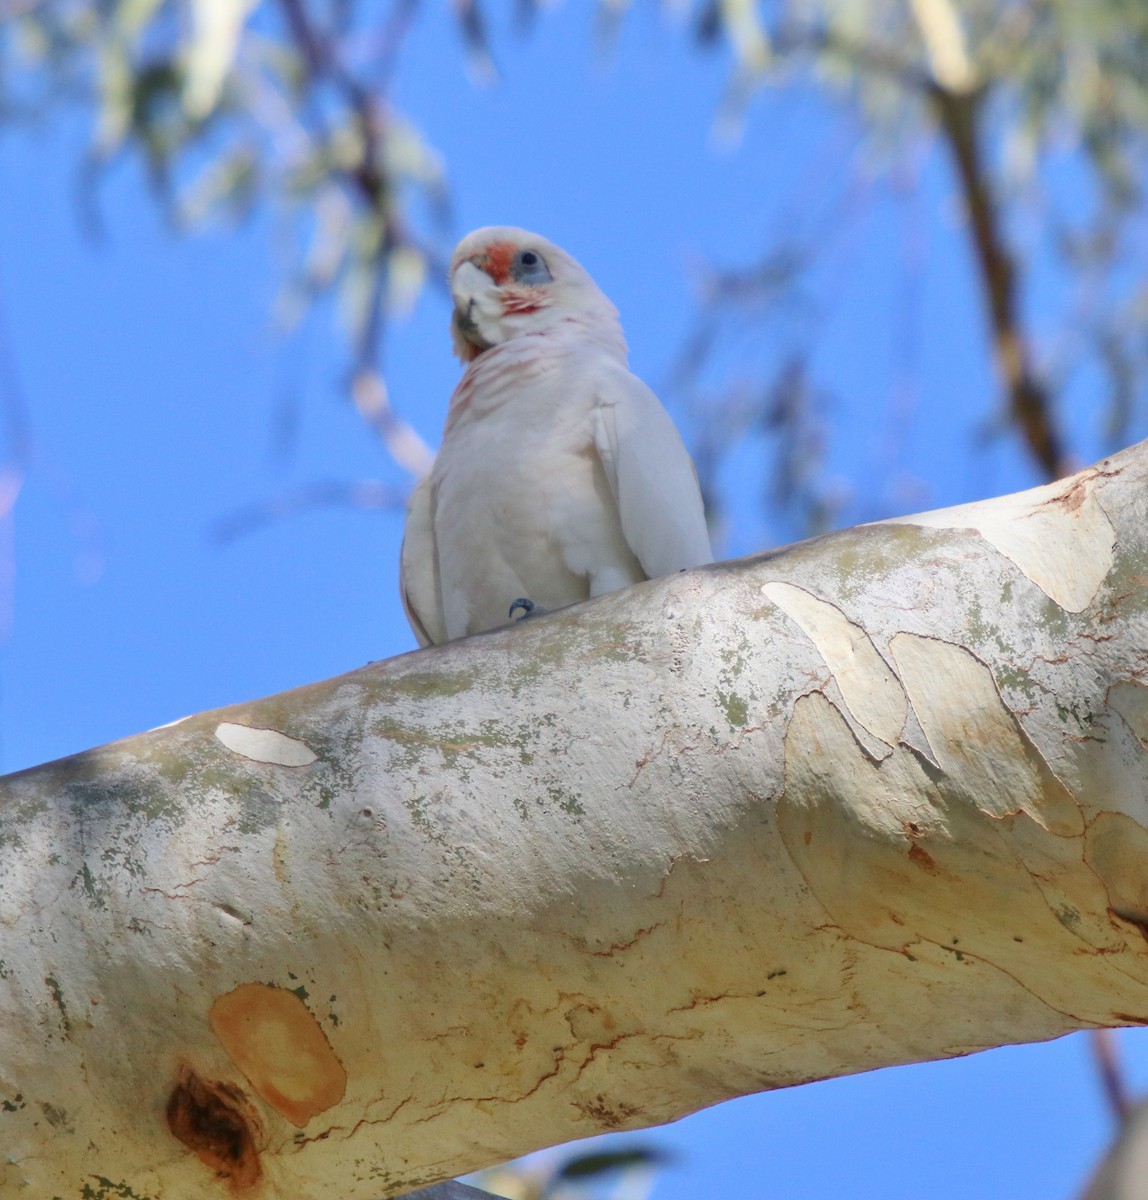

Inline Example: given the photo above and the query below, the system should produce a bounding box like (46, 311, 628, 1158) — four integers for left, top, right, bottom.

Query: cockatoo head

(449, 227, 624, 362)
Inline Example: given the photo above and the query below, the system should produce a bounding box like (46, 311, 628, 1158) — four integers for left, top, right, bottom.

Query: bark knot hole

(167, 1066, 264, 1191)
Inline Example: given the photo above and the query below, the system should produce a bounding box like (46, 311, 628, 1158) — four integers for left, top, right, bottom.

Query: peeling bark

(2, 442, 1147, 1198)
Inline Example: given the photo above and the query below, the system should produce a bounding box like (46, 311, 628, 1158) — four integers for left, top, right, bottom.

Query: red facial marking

(480, 241, 516, 286)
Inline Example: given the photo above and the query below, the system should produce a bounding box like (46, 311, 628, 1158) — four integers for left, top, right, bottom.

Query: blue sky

(0, 1, 1145, 1196)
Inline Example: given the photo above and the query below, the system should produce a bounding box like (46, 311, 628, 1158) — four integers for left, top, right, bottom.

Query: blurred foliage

(1, 0, 449, 473)
(676, 0, 1148, 530)
(1, 0, 1147, 521)
(472, 1142, 672, 1200)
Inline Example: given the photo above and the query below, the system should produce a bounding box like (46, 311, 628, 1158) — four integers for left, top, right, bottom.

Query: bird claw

(509, 598, 544, 622)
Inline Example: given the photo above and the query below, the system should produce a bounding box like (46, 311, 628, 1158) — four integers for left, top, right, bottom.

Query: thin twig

(1091, 1029, 1132, 1128)
(212, 479, 407, 543)
(370, 0, 423, 92)
(930, 82, 1069, 479)
(773, 23, 1069, 480)
(272, 0, 434, 476)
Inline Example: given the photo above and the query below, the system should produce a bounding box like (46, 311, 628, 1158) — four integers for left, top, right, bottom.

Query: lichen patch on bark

(209, 983, 347, 1128)
(1108, 681, 1148, 747)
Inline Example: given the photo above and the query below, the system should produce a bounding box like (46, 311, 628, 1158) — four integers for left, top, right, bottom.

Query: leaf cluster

(2, 0, 1148, 526)
(673, 0, 1148, 529)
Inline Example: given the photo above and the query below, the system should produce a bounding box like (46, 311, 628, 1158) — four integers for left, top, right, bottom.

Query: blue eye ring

(513, 249, 551, 284)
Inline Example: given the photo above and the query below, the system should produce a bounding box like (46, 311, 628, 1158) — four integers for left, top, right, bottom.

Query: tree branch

(929, 83, 1070, 479)
(2, 441, 1146, 1196)
(1091, 1029, 1133, 1127)
(750, 24, 1070, 480)
(273, 0, 434, 476)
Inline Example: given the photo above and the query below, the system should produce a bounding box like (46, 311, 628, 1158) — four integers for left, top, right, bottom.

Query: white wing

(591, 362, 713, 579)
(400, 472, 448, 647)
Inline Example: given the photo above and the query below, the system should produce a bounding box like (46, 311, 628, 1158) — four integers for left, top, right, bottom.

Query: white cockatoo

(401, 226, 712, 646)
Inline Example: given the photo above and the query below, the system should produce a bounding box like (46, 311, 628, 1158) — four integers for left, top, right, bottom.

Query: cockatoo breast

(431, 340, 643, 638)
(399, 225, 712, 646)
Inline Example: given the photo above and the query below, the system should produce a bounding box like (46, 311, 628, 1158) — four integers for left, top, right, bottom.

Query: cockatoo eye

(512, 249, 551, 285)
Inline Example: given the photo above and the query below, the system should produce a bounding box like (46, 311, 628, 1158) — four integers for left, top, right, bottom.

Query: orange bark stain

(209, 983, 348, 1128)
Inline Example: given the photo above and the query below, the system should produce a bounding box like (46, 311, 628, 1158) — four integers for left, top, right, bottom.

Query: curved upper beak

(452, 257, 495, 299)
(450, 260, 498, 360)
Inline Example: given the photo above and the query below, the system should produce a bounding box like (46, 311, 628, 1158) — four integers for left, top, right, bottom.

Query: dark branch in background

(212, 479, 406, 544)
(929, 82, 1070, 480)
(274, 0, 394, 324)
(276, 0, 393, 231)
(681, 14, 1073, 535)
(780, 23, 1071, 482)
(369, 0, 424, 88)
(1091, 1029, 1133, 1128)
(274, 0, 435, 477)
(451, 0, 497, 80)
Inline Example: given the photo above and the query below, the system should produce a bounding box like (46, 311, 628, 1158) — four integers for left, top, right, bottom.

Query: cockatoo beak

(451, 301, 490, 358)
(450, 258, 500, 360)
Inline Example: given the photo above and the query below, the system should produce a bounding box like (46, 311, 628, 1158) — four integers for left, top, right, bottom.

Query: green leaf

(552, 1145, 673, 1182)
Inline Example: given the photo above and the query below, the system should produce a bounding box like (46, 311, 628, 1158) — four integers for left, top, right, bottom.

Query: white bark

(2, 441, 1148, 1199)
